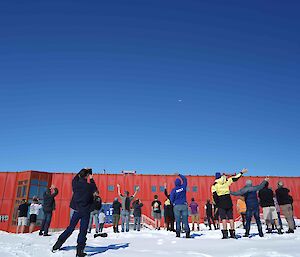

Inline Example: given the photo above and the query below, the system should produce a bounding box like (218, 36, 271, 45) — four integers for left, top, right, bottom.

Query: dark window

(22, 186, 27, 197)
(192, 186, 198, 192)
(38, 187, 47, 199)
(39, 181, 48, 186)
(186, 187, 190, 192)
(31, 179, 39, 185)
(29, 185, 38, 198)
(17, 187, 22, 198)
(108, 185, 114, 191)
(159, 186, 165, 192)
(151, 186, 157, 192)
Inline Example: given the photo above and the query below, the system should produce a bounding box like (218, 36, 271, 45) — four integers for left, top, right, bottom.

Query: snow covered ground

(0, 225, 299, 257)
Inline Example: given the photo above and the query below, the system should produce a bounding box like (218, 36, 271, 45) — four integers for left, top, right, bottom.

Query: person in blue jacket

(52, 168, 97, 257)
(231, 177, 269, 238)
(170, 173, 190, 238)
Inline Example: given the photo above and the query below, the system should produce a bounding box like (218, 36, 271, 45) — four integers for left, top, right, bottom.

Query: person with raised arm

(213, 168, 247, 239)
(170, 173, 190, 238)
(117, 183, 139, 232)
(231, 177, 269, 238)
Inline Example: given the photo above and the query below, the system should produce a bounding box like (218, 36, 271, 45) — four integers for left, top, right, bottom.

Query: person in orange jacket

(236, 196, 247, 229)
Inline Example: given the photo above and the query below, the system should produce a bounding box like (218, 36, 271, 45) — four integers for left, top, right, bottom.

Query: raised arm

(164, 183, 170, 198)
(179, 174, 187, 188)
(89, 175, 98, 193)
(230, 186, 248, 196)
(231, 168, 248, 182)
(117, 184, 121, 197)
(250, 179, 268, 192)
(133, 186, 139, 198)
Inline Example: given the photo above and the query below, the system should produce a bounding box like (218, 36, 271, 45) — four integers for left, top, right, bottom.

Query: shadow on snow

(60, 243, 129, 256)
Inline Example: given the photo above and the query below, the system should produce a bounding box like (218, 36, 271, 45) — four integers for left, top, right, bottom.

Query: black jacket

(132, 201, 143, 217)
(275, 187, 292, 205)
(112, 200, 122, 215)
(70, 173, 98, 214)
(164, 189, 174, 219)
(91, 195, 102, 211)
(205, 202, 213, 216)
(42, 188, 58, 212)
(258, 188, 275, 207)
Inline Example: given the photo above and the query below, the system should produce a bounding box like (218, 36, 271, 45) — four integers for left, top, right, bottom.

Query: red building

(0, 170, 299, 233)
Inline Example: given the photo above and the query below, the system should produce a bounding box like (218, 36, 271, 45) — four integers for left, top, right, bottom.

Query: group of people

(212, 169, 296, 239)
(17, 185, 58, 235)
(16, 167, 297, 257)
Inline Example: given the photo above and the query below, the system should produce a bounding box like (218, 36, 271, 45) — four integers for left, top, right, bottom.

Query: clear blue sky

(0, 1, 299, 176)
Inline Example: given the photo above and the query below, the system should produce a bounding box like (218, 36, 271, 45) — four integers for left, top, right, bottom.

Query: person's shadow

(61, 243, 129, 256)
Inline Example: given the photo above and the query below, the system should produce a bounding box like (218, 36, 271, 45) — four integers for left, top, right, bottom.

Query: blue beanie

(215, 172, 221, 179)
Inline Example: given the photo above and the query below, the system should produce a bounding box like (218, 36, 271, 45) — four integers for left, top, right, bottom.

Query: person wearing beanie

(170, 173, 190, 238)
(275, 181, 295, 233)
(52, 168, 97, 257)
(258, 182, 283, 234)
(213, 168, 247, 239)
(163, 183, 175, 232)
(205, 199, 216, 230)
(112, 197, 122, 233)
(132, 199, 143, 231)
(231, 177, 269, 238)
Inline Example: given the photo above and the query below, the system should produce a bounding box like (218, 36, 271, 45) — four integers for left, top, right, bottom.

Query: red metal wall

(1, 171, 300, 232)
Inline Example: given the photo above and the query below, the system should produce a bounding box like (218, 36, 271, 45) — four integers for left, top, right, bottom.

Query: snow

(0, 225, 300, 257)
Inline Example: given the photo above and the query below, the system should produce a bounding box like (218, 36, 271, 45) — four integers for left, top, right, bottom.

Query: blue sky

(0, 1, 299, 176)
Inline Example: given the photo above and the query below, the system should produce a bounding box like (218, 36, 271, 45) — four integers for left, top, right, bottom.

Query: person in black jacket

(258, 182, 283, 234)
(88, 190, 102, 234)
(205, 199, 216, 230)
(275, 181, 294, 233)
(52, 168, 97, 257)
(132, 199, 143, 231)
(163, 183, 175, 232)
(112, 198, 121, 233)
(39, 185, 58, 236)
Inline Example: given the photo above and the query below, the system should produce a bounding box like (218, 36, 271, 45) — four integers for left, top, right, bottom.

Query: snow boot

(229, 229, 236, 239)
(113, 226, 116, 233)
(266, 228, 272, 234)
(52, 240, 64, 252)
(76, 248, 87, 257)
(176, 231, 180, 238)
(186, 231, 191, 238)
(258, 229, 264, 237)
(277, 228, 283, 234)
(221, 230, 229, 239)
(286, 229, 294, 234)
(197, 225, 200, 231)
(39, 231, 43, 236)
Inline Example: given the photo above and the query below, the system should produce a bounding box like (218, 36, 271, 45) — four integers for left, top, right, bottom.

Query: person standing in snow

(132, 198, 143, 231)
(29, 197, 42, 233)
(170, 173, 190, 238)
(236, 196, 246, 229)
(117, 184, 139, 232)
(213, 169, 247, 239)
(231, 177, 269, 237)
(205, 199, 216, 230)
(273, 196, 283, 230)
(88, 190, 102, 234)
(16, 199, 30, 234)
(258, 181, 283, 234)
(152, 195, 162, 230)
(189, 198, 200, 231)
(39, 185, 58, 236)
(98, 210, 106, 233)
(52, 168, 97, 257)
(112, 197, 122, 233)
(275, 181, 295, 233)
(163, 183, 175, 232)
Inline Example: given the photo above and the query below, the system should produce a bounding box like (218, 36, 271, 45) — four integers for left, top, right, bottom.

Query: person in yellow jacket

(236, 196, 247, 229)
(212, 168, 247, 239)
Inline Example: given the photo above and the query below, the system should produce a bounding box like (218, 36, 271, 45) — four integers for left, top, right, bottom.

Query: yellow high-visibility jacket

(214, 173, 243, 196)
